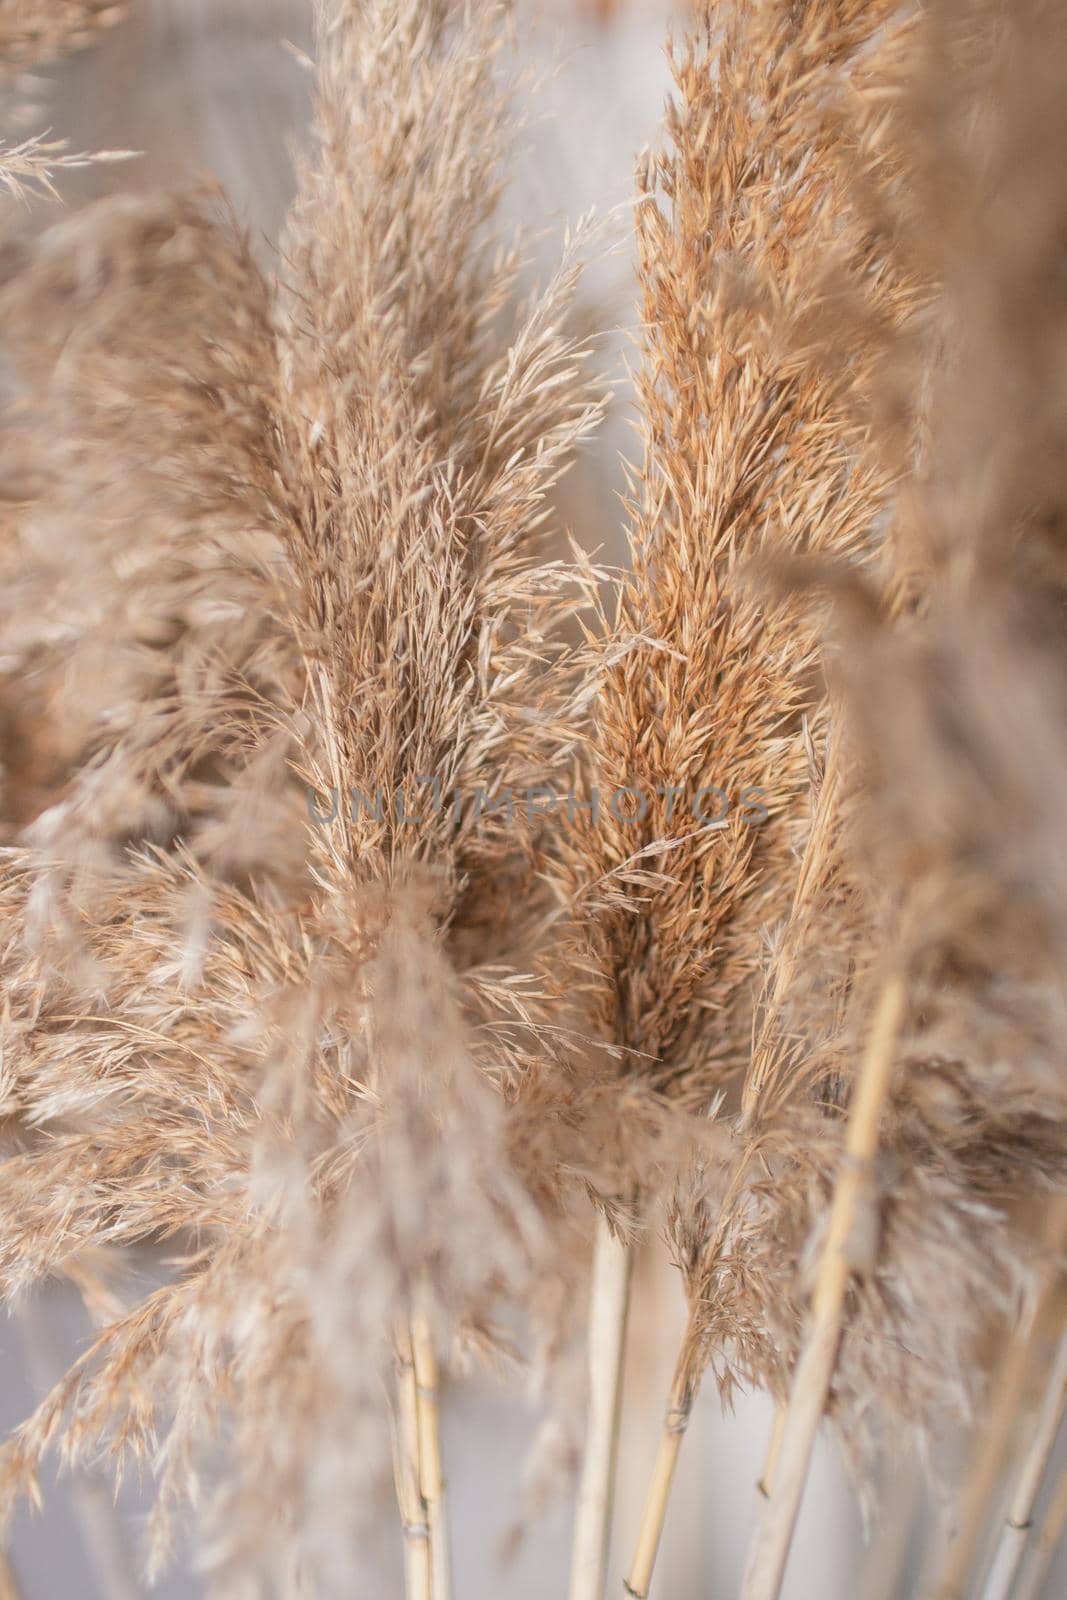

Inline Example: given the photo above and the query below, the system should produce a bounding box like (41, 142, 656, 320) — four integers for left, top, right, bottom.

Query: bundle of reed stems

(0, 1, 1066, 1597)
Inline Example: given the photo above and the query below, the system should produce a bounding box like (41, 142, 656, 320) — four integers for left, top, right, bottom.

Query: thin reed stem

(758, 1404, 787, 1500)
(625, 1371, 690, 1599)
(930, 1194, 1067, 1599)
(741, 974, 908, 1600)
(627, 1104, 786, 1596)
(1014, 1455, 1067, 1600)
(392, 1326, 432, 1600)
(411, 1295, 452, 1600)
(980, 1318, 1067, 1600)
(569, 1215, 633, 1600)
(0, 1552, 22, 1600)
(627, 752, 841, 1598)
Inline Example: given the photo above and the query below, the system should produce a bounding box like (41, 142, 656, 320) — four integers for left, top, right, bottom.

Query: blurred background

(0, 2, 1063, 1596)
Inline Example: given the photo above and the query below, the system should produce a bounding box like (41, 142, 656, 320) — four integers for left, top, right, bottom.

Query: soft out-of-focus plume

(0, 1, 125, 71)
(701, 0, 1067, 1514)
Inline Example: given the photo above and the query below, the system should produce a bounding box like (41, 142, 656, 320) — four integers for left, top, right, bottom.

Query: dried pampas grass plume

(563, 2, 922, 1593)
(0, 0, 604, 1589)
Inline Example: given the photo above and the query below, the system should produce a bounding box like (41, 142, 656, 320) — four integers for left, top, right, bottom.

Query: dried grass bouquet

(1, 2, 1066, 1598)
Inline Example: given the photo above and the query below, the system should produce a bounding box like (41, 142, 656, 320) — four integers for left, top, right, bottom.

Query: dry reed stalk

(627, 750, 851, 1597)
(410, 1295, 452, 1600)
(624, 1370, 688, 1600)
(931, 1194, 1067, 1599)
(625, 754, 845, 1595)
(393, 1325, 433, 1600)
(656, 563, 918, 1588)
(980, 1314, 1067, 1600)
(0, 1553, 20, 1600)
(757, 1404, 787, 1500)
(569, 1214, 632, 1600)
(741, 972, 908, 1600)
(1014, 1460, 1067, 1600)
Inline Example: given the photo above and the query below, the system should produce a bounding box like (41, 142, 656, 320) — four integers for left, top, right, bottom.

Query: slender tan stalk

(411, 1297, 452, 1600)
(980, 1318, 1067, 1600)
(1014, 1456, 1067, 1600)
(392, 1327, 432, 1600)
(931, 1331, 1036, 1600)
(627, 753, 845, 1596)
(930, 1194, 1067, 1600)
(625, 1371, 689, 1600)
(758, 1404, 787, 1500)
(741, 973, 908, 1600)
(0, 1552, 21, 1600)
(569, 1215, 633, 1600)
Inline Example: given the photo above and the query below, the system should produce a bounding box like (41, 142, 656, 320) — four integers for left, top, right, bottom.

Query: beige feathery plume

(0, 0, 604, 1589)
(545, 2, 919, 1592)
(557, 0, 920, 1165)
